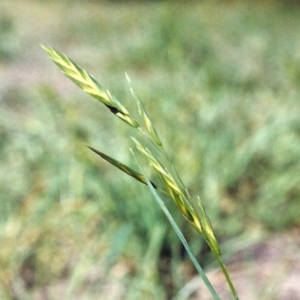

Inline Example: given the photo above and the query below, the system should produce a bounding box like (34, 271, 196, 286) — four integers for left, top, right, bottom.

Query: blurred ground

(194, 228, 300, 300)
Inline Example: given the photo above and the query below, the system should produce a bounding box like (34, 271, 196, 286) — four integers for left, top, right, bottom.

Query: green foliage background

(0, 1, 300, 299)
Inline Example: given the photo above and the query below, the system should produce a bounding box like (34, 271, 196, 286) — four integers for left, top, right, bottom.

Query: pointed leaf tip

(87, 145, 157, 189)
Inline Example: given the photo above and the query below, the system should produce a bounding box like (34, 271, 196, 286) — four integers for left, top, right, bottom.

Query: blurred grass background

(1, 0, 300, 299)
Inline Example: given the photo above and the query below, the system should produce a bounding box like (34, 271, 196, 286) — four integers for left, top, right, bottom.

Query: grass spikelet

(126, 73, 164, 150)
(42, 46, 139, 128)
(197, 196, 220, 254)
(131, 137, 185, 197)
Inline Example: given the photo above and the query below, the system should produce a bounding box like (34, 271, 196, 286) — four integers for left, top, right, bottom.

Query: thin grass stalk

(217, 256, 239, 300)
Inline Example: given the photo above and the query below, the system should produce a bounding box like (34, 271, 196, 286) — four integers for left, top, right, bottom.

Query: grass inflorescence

(43, 45, 239, 299)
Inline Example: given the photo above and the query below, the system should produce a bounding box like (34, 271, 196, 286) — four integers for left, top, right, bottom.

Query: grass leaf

(87, 145, 157, 188)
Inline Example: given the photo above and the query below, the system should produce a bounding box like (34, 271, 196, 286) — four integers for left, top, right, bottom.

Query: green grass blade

(87, 145, 157, 188)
